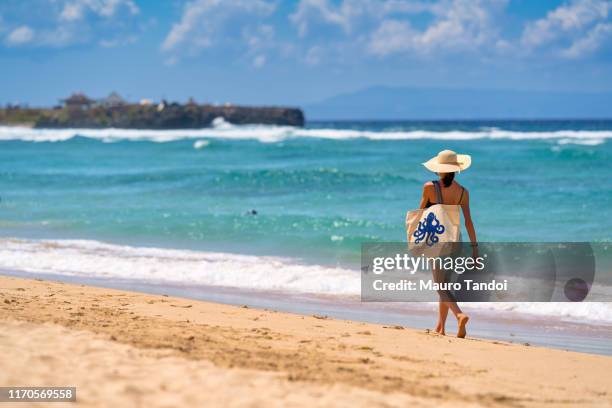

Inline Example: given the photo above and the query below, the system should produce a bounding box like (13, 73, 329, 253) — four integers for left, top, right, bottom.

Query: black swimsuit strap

(459, 187, 465, 205)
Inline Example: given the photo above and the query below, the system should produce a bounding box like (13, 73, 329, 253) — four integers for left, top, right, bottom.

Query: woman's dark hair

(441, 172, 455, 187)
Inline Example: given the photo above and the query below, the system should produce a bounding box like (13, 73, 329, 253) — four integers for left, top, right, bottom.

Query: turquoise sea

(0, 119, 611, 326)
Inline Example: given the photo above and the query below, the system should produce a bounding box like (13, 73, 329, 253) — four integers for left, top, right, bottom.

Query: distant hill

(304, 86, 612, 120)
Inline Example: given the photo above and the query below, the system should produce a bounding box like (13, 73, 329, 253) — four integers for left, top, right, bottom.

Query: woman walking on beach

(418, 150, 478, 338)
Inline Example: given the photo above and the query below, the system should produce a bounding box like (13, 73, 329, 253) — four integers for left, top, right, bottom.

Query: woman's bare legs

(435, 301, 449, 335)
(433, 268, 470, 337)
(436, 300, 469, 337)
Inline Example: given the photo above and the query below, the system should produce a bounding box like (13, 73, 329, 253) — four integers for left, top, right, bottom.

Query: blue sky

(1, 0, 611, 107)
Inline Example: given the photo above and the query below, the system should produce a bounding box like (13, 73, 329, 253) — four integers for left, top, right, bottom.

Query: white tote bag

(406, 181, 461, 257)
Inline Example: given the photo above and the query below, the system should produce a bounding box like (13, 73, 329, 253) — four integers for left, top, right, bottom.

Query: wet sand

(1, 275, 611, 407)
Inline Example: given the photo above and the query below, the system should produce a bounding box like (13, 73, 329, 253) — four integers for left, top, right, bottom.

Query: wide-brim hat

(423, 149, 471, 173)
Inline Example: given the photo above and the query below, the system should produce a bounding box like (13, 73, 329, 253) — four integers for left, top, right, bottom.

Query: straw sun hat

(423, 150, 471, 173)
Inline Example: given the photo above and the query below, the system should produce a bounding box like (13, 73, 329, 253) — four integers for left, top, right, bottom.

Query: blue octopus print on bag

(413, 212, 445, 246)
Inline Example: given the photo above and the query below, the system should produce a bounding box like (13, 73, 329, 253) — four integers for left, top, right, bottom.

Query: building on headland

(61, 93, 95, 110)
(98, 92, 127, 108)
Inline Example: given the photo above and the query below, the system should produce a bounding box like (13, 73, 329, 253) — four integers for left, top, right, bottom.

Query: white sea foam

(0, 121, 610, 144)
(193, 140, 210, 149)
(464, 302, 612, 324)
(1, 237, 611, 324)
(0, 238, 359, 295)
(557, 138, 604, 146)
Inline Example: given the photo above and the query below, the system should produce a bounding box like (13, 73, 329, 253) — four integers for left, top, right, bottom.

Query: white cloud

(1, 0, 141, 48)
(304, 45, 324, 65)
(367, 20, 413, 55)
(243, 24, 275, 51)
(60, 0, 139, 22)
(561, 22, 612, 57)
(253, 54, 266, 67)
(3, 0, 606, 64)
(242, 25, 277, 68)
(367, 0, 507, 56)
(521, 0, 611, 56)
(39, 26, 76, 47)
(60, 3, 84, 21)
(161, 0, 276, 53)
(291, 0, 354, 36)
(5, 26, 35, 46)
(290, 0, 431, 36)
(290, 0, 609, 61)
(99, 35, 138, 48)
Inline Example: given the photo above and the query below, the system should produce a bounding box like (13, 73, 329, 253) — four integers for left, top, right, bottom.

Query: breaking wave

(0, 119, 610, 145)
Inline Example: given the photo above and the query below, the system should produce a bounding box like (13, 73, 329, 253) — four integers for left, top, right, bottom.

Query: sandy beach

(1, 275, 611, 407)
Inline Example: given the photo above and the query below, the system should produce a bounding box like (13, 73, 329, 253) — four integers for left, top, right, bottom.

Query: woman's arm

(460, 189, 478, 252)
(419, 183, 432, 209)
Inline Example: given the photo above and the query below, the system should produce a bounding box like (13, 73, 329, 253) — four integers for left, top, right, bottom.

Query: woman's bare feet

(457, 313, 469, 338)
(434, 323, 445, 336)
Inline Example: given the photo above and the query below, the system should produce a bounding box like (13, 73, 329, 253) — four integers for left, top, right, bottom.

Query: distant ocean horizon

(1, 118, 611, 324)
